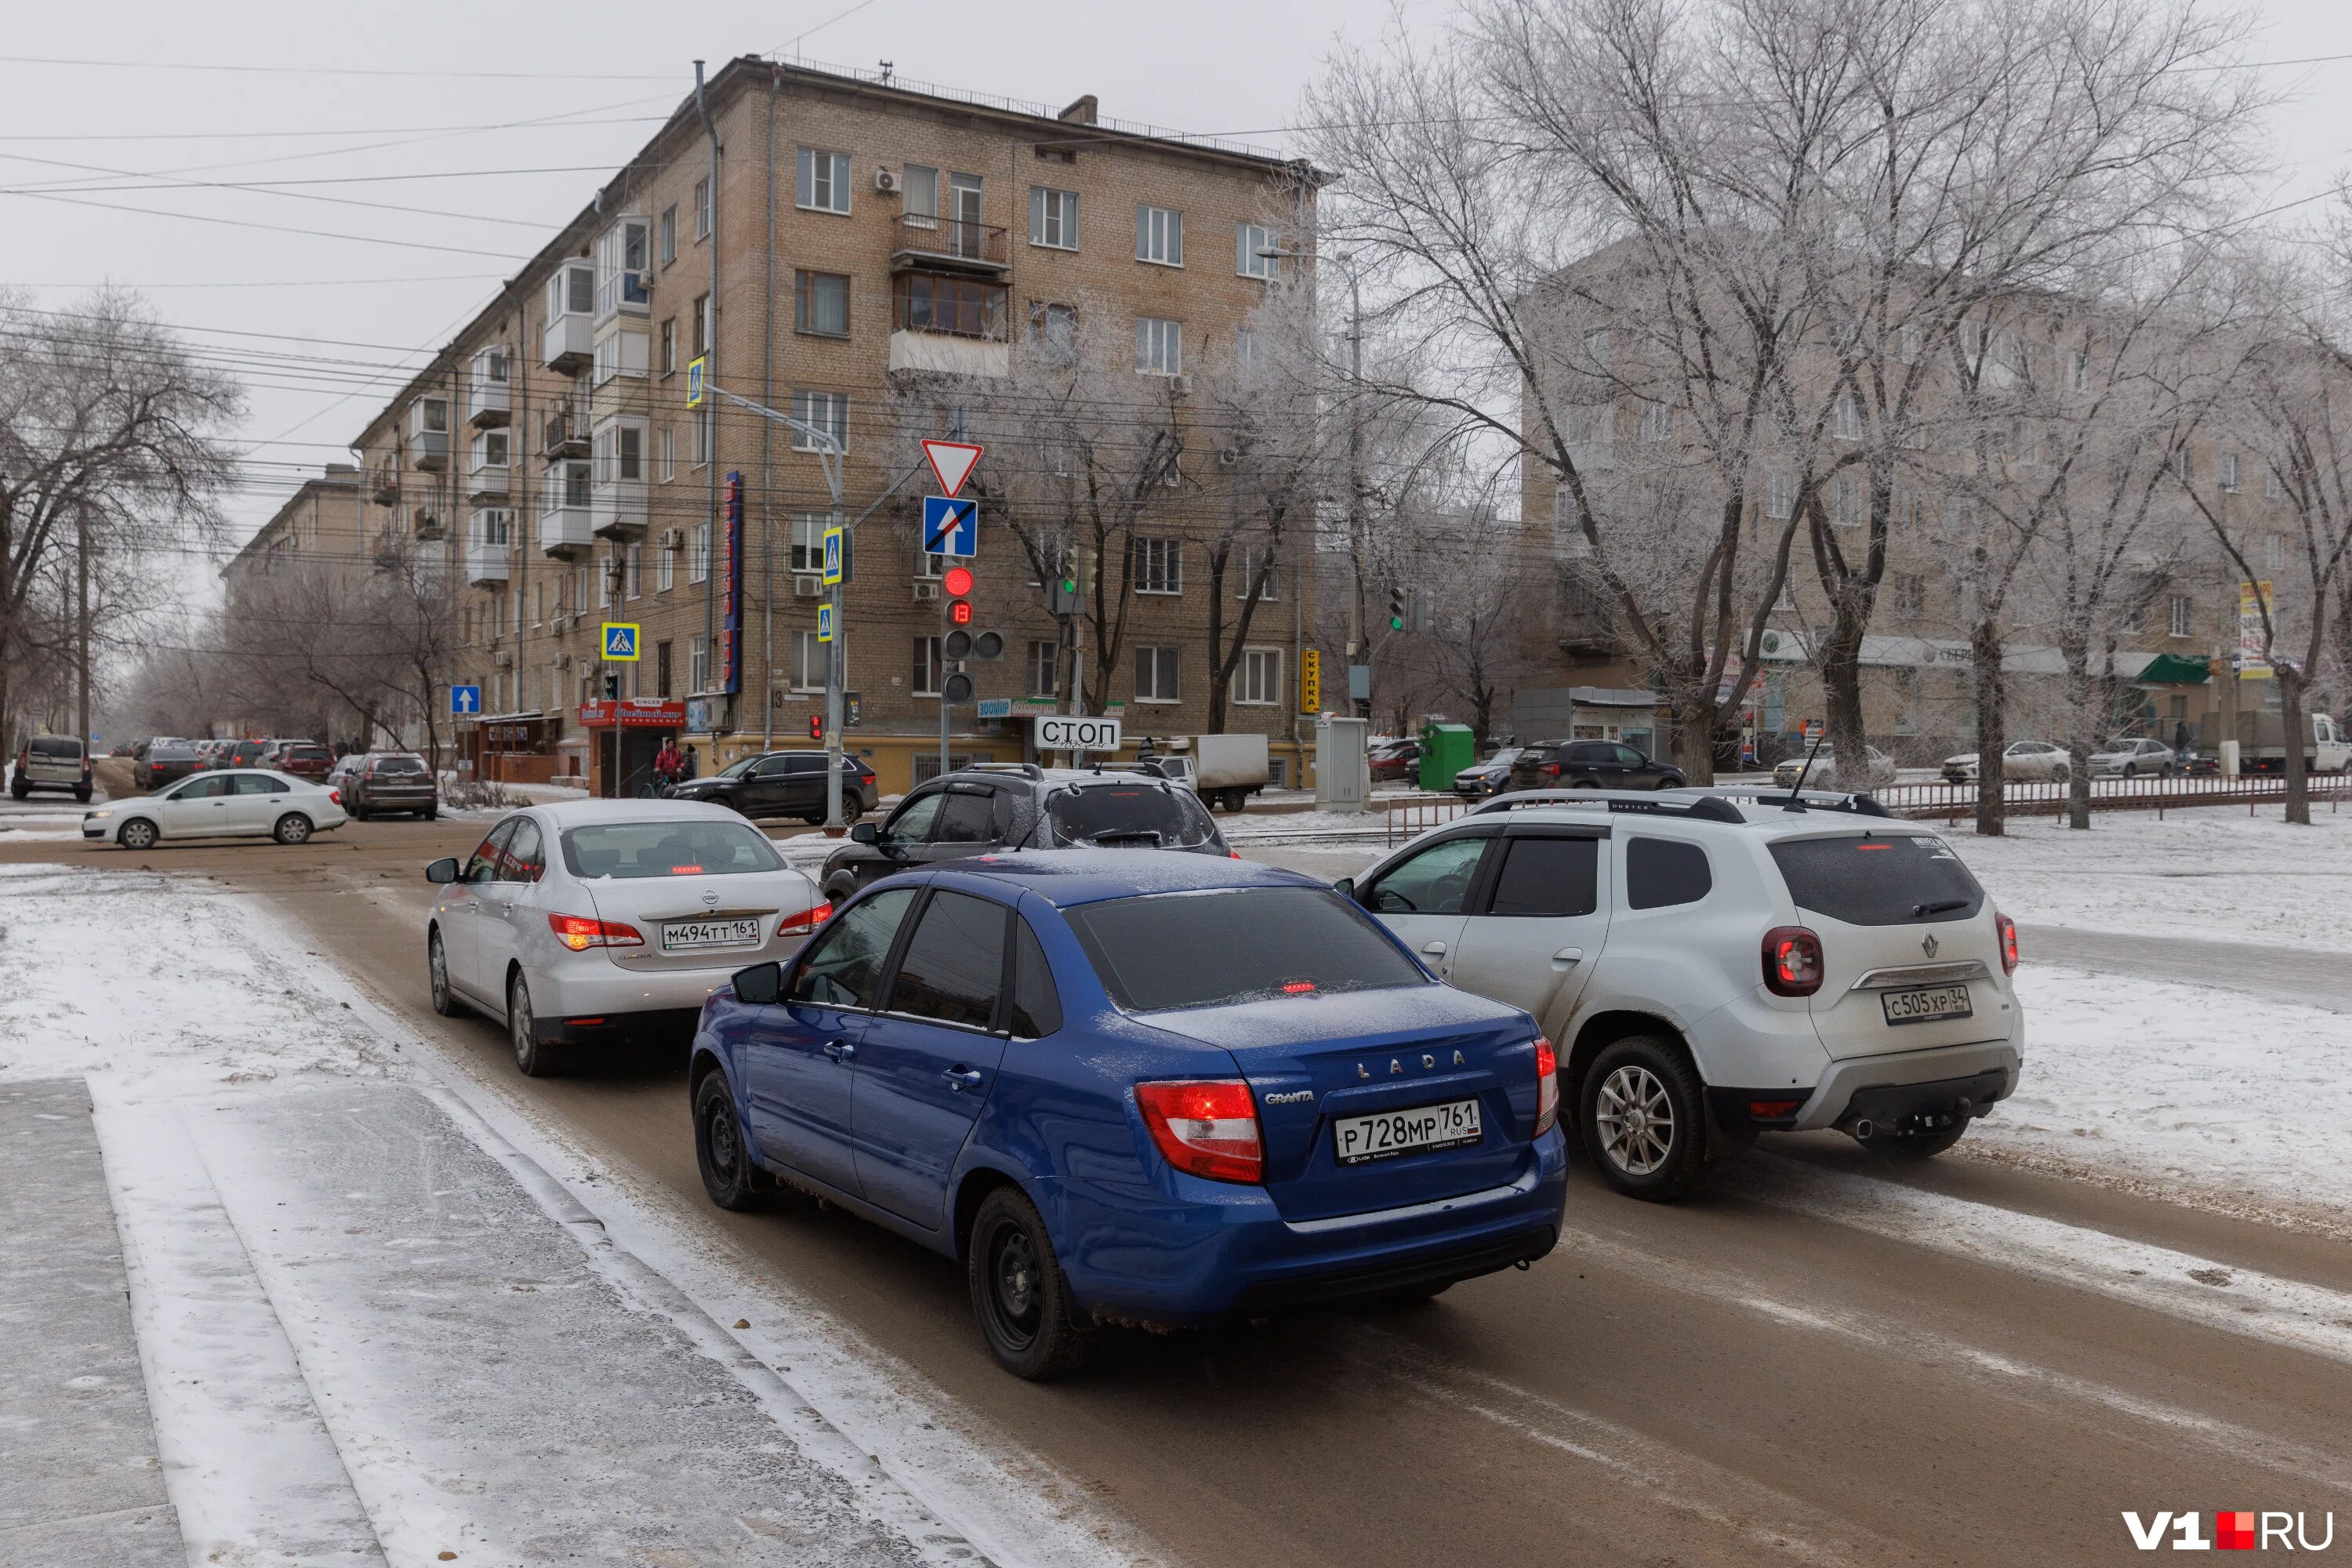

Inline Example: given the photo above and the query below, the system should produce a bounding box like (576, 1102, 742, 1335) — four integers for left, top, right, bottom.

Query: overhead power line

(0, 53, 678, 81)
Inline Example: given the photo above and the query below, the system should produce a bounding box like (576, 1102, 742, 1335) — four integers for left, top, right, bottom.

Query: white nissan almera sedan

(425, 799, 829, 1075)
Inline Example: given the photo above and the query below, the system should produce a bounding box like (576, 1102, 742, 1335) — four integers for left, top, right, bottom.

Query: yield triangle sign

(921, 438, 984, 499)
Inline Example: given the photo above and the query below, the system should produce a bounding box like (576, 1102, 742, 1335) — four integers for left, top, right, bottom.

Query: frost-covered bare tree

(0, 289, 241, 752)
(1305, 0, 2266, 788)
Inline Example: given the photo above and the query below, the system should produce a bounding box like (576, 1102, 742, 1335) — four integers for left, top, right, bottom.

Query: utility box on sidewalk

(1417, 723, 1474, 793)
(1316, 715, 1369, 811)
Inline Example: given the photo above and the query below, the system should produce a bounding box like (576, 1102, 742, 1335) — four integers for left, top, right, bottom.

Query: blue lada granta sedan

(688, 850, 1569, 1378)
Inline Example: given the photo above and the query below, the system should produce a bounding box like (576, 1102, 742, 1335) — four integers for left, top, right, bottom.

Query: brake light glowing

(778, 901, 833, 936)
(1541, 762, 1561, 776)
(1534, 1035, 1559, 1136)
(1762, 925, 1824, 996)
(666, 864, 705, 875)
(546, 913, 644, 951)
(1134, 1080, 1263, 1184)
(1996, 910, 2019, 975)
(1280, 979, 1316, 994)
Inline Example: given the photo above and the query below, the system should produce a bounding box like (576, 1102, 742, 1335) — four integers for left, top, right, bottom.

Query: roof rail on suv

(960, 762, 1047, 780)
(1471, 788, 1747, 823)
(1685, 786, 1894, 818)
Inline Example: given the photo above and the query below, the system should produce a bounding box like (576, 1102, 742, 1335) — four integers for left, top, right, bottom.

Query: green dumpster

(1417, 723, 1475, 792)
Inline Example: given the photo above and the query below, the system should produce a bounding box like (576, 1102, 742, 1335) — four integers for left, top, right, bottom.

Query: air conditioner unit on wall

(913, 580, 940, 601)
(659, 528, 684, 549)
(875, 166, 900, 194)
(554, 652, 571, 670)
(794, 574, 824, 598)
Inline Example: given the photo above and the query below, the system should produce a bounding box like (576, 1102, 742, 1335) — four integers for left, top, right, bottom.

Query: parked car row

(412, 765, 2025, 1385)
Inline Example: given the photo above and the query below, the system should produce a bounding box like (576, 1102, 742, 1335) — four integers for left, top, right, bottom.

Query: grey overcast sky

(5, 0, 2350, 567)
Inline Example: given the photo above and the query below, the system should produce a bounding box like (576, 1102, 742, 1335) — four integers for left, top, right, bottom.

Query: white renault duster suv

(1341, 788, 2022, 1200)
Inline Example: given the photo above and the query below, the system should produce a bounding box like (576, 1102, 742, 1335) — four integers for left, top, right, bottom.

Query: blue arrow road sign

(922, 495, 978, 557)
(451, 684, 481, 716)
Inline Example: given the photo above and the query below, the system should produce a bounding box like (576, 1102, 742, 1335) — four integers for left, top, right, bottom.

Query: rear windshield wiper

(1911, 898, 1970, 917)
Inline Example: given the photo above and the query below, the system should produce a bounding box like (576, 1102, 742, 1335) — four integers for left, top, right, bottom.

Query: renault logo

(1921, 932, 1940, 959)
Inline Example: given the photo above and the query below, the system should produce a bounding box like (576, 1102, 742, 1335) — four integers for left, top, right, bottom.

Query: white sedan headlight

(85, 808, 112, 819)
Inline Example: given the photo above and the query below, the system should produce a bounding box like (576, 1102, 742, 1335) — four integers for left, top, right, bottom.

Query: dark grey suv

(817, 764, 1231, 901)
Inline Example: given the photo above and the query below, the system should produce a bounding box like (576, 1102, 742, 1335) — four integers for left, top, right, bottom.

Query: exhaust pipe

(1849, 1116, 1875, 1142)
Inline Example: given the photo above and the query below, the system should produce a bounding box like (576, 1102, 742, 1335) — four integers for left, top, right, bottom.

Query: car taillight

(546, 913, 643, 951)
(1134, 1080, 1262, 1184)
(777, 901, 833, 936)
(1541, 762, 1560, 776)
(1762, 925, 1823, 996)
(1996, 911, 2019, 975)
(328, 788, 341, 806)
(1534, 1035, 1559, 1137)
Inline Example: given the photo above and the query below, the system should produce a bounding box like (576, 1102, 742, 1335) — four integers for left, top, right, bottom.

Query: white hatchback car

(83, 768, 347, 849)
(425, 800, 828, 1075)
(1342, 788, 2024, 1199)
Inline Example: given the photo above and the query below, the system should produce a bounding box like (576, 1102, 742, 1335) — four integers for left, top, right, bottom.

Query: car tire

(8, 779, 26, 800)
(273, 812, 313, 845)
(822, 872, 858, 903)
(2122, 763, 2137, 779)
(1654, 775, 1677, 790)
(967, 1185, 1094, 1381)
(349, 804, 368, 822)
(1862, 1121, 1970, 1160)
(2052, 764, 2071, 784)
(508, 970, 561, 1077)
(693, 1071, 778, 1212)
(424, 806, 438, 821)
(118, 818, 158, 851)
(427, 928, 456, 1018)
(73, 786, 92, 804)
(1580, 1036, 1708, 1202)
(1572, 776, 1603, 790)
(712, 793, 741, 815)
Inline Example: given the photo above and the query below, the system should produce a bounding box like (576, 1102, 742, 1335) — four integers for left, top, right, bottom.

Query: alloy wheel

(429, 935, 449, 1013)
(1595, 1063, 1676, 1176)
(510, 979, 535, 1068)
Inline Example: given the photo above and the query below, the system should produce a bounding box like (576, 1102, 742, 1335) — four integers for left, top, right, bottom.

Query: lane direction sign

(923, 495, 978, 557)
(451, 684, 481, 716)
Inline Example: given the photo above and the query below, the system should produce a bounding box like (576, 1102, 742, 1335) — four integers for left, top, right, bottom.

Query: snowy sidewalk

(0, 1080, 182, 1568)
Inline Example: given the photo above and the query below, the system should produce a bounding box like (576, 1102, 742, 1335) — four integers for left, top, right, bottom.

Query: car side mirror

(850, 820, 879, 844)
(731, 960, 782, 1006)
(425, 856, 461, 884)
(1332, 876, 1357, 905)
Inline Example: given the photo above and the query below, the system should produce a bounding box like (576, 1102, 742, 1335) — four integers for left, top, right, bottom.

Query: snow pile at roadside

(1943, 808, 2352, 953)
(1973, 964, 2352, 1230)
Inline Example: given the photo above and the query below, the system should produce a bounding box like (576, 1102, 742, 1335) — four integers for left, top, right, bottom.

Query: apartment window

(655, 640, 673, 696)
(1233, 647, 1281, 706)
(1831, 474, 1862, 528)
(2265, 465, 2284, 500)
(797, 148, 851, 214)
(2266, 534, 2285, 572)
(1031, 187, 1079, 249)
(1763, 473, 1793, 520)
(692, 408, 710, 468)
(1777, 573, 1796, 611)
(2220, 452, 2242, 493)
(1132, 535, 1182, 594)
(693, 176, 712, 240)
(660, 425, 675, 481)
(2071, 351, 2091, 393)
(659, 205, 677, 265)
(1639, 400, 1670, 442)
(791, 390, 849, 452)
(689, 634, 710, 694)
(1893, 574, 1926, 616)
(691, 295, 711, 357)
(793, 630, 829, 692)
(1031, 301, 1077, 361)
(593, 422, 642, 485)
(1832, 394, 1863, 441)
(474, 508, 512, 546)
(902, 164, 939, 226)
(795, 270, 850, 337)
(1135, 204, 1183, 267)
(791, 511, 828, 572)
(470, 428, 510, 474)
(533, 582, 546, 625)
(2169, 594, 2192, 637)
(690, 521, 710, 583)
(913, 635, 942, 697)
(658, 539, 675, 592)
(598, 559, 612, 610)
(626, 543, 643, 598)
(659, 318, 676, 376)
(1134, 644, 1180, 703)
(1136, 317, 1182, 376)
(2172, 445, 2191, 481)
(1026, 639, 1058, 699)
(1234, 545, 1282, 601)
(1236, 223, 1279, 278)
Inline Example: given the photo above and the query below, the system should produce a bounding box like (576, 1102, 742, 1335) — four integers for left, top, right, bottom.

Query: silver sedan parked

(82, 768, 347, 849)
(424, 799, 828, 1076)
(2089, 737, 2177, 778)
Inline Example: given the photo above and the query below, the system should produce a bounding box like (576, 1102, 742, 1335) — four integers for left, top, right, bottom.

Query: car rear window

(1066, 887, 1425, 1012)
(560, 820, 786, 879)
(1769, 833, 1985, 926)
(1047, 783, 1218, 848)
(151, 746, 196, 761)
(289, 745, 332, 762)
(30, 736, 82, 759)
(371, 755, 427, 775)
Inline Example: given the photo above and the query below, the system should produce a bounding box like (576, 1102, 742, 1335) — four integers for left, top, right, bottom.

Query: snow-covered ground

(0, 865, 1161, 1568)
(1940, 808, 2352, 953)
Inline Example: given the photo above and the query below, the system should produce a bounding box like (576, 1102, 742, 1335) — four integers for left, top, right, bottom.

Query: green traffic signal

(1389, 615, 1404, 630)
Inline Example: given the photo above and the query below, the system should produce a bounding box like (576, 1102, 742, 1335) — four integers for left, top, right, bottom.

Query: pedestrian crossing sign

(685, 356, 706, 408)
(602, 622, 641, 661)
(822, 526, 845, 586)
(817, 603, 834, 643)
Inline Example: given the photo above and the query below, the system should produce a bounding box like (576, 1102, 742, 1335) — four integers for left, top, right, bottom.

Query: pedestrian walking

(682, 745, 699, 781)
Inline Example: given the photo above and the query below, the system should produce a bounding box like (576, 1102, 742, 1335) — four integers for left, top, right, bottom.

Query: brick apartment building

(347, 59, 1318, 794)
(220, 463, 366, 606)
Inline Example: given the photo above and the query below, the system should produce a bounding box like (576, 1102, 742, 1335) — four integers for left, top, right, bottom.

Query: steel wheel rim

(429, 937, 448, 1010)
(986, 1222, 1043, 1349)
(705, 1095, 741, 1182)
(1595, 1064, 1676, 1176)
(281, 815, 309, 843)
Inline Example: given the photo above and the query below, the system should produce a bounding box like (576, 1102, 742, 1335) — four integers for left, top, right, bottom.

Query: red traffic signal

(942, 564, 975, 597)
(808, 713, 823, 740)
(948, 597, 974, 626)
